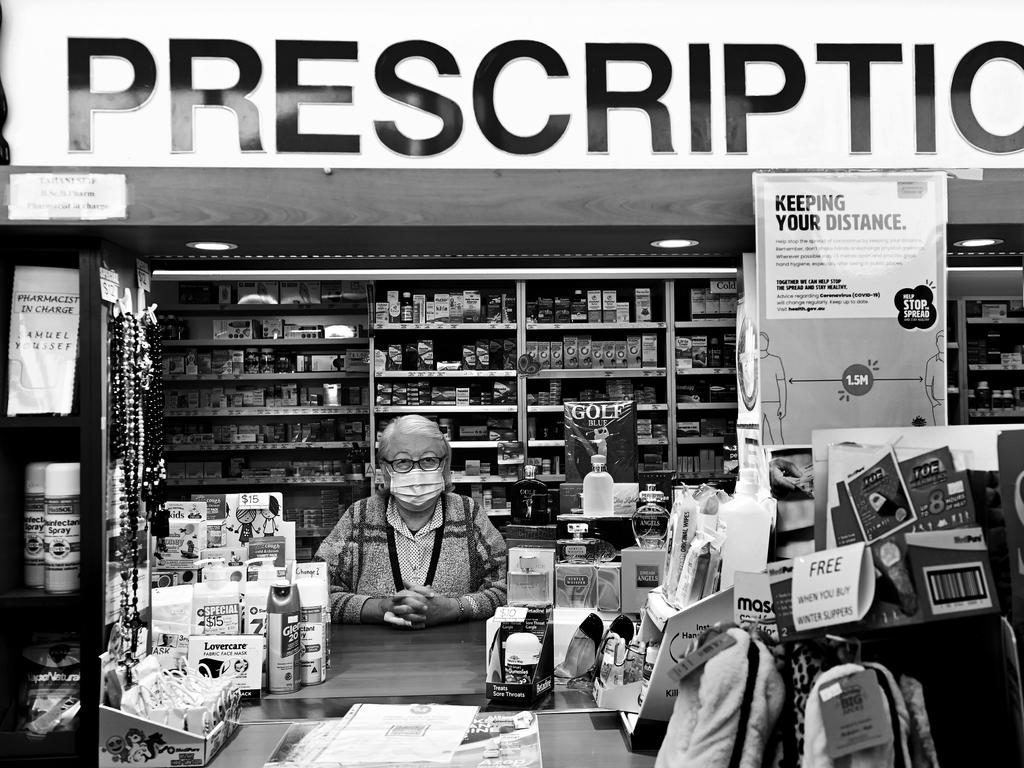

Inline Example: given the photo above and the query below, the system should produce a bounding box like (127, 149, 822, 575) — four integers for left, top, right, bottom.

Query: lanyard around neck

(385, 494, 446, 592)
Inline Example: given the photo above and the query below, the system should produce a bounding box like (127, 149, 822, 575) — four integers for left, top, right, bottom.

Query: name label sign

(8, 173, 127, 221)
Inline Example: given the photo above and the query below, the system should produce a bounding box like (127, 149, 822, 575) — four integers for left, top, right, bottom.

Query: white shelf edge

(526, 322, 667, 330)
(166, 407, 369, 417)
(372, 323, 516, 330)
(374, 370, 517, 378)
(674, 319, 735, 328)
(531, 368, 666, 379)
(375, 405, 517, 413)
(674, 368, 736, 376)
(676, 402, 739, 410)
(164, 441, 367, 452)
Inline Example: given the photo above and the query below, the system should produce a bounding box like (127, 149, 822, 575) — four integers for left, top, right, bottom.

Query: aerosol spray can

(44, 463, 80, 595)
(24, 462, 50, 589)
(296, 579, 327, 686)
(267, 580, 301, 693)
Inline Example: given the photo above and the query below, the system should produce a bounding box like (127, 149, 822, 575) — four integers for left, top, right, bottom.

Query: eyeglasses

(382, 456, 444, 473)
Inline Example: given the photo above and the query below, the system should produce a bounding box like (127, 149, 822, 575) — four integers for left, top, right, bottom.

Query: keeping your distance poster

(750, 172, 948, 446)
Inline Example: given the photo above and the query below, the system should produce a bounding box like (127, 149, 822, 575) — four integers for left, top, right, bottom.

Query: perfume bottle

(558, 522, 600, 563)
(582, 454, 614, 515)
(508, 553, 552, 605)
(511, 465, 549, 525)
(632, 484, 670, 550)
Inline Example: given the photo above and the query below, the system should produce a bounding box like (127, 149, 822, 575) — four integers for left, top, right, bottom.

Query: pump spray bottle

(267, 580, 301, 693)
(718, 468, 772, 589)
(243, 558, 278, 689)
(191, 558, 242, 635)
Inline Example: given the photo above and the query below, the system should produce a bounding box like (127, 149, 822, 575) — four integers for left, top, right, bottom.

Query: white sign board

(5, 0, 1024, 168)
(8, 174, 127, 220)
(790, 542, 874, 631)
(761, 177, 942, 320)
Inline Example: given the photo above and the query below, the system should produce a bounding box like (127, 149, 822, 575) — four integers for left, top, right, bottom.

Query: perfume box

(621, 547, 665, 613)
(555, 563, 597, 608)
(508, 547, 555, 606)
(595, 563, 622, 612)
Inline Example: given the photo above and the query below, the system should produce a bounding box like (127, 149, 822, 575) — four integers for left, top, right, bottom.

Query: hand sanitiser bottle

(718, 469, 772, 589)
(243, 558, 279, 689)
(267, 580, 301, 693)
(582, 454, 614, 515)
(191, 558, 242, 635)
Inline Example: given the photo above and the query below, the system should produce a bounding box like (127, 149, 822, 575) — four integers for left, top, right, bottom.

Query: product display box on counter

(611, 587, 734, 749)
(98, 655, 239, 768)
(484, 605, 554, 706)
(765, 529, 999, 641)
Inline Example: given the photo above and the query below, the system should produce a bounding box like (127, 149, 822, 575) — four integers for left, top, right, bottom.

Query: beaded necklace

(109, 303, 166, 670)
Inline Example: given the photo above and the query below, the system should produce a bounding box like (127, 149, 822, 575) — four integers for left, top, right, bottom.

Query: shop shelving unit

(155, 275, 745, 524)
(368, 281, 521, 517)
(151, 286, 373, 559)
(0, 242, 129, 766)
(668, 279, 740, 482)
(949, 296, 1024, 425)
(520, 279, 678, 491)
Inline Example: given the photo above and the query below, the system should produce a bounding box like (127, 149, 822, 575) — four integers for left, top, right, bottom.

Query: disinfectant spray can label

(299, 606, 326, 686)
(268, 612, 300, 692)
(24, 494, 46, 588)
(44, 496, 80, 594)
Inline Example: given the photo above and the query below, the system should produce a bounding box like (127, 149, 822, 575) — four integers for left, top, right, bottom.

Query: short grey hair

(377, 415, 453, 493)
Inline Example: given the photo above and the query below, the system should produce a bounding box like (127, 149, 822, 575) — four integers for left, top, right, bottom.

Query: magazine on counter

(264, 707, 543, 768)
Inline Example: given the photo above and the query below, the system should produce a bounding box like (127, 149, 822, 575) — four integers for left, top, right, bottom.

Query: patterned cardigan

(315, 492, 508, 623)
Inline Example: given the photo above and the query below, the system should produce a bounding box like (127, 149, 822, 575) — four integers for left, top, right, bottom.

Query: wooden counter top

(213, 713, 657, 768)
(241, 621, 602, 721)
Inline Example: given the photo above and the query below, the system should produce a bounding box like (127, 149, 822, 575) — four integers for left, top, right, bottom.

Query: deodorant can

(296, 580, 326, 686)
(44, 463, 80, 595)
(267, 581, 301, 693)
(24, 462, 50, 589)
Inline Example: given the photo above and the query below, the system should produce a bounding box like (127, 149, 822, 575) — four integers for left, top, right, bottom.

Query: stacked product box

(525, 334, 657, 369)
(165, 384, 367, 409)
(525, 286, 655, 324)
(376, 381, 515, 406)
(176, 280, 365, 306)
(676, 451, 726, 474)
(377, 338, 516, 372)
(375, 290, 516, 324)
(687, 278, 738, 319)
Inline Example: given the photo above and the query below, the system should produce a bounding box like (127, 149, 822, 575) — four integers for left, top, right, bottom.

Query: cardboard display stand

(484, 609, 555, 707)
(97, 653, 240, 767)
(615, 587, 735, 750)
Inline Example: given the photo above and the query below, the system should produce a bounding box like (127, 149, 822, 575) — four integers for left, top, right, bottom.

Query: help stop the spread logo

(894, 284, 937, 330)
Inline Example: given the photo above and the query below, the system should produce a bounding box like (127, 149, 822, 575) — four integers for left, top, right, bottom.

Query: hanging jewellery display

(109, 293, 166, 671)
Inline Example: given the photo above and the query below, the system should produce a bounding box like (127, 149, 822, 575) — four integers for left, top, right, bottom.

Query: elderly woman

(316, 415, 507, 628)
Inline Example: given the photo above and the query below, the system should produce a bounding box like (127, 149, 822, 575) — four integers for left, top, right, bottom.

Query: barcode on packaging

(922, 563, 992, 615)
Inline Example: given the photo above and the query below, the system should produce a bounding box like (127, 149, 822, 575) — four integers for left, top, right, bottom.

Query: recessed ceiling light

(651, 239, 699, 248)
(186, 241, 237, 251)
(953, 238, 1003, 248)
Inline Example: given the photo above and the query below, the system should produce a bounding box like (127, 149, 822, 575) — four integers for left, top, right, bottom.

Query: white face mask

(388, 467, 445, 512)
